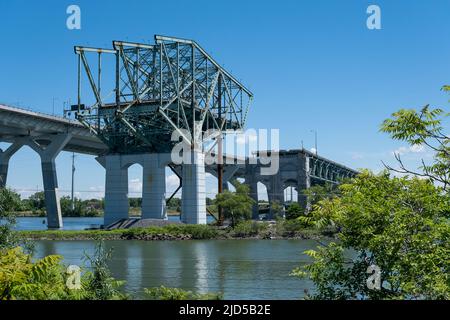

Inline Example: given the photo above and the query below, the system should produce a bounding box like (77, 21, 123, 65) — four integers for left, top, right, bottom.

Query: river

(33, 239, 317, 300)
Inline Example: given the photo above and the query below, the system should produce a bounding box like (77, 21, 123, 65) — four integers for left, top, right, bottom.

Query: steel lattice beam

(71, 35, 253, 154)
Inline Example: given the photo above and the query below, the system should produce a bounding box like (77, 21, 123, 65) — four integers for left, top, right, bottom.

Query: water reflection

(33, 239, 319, 299)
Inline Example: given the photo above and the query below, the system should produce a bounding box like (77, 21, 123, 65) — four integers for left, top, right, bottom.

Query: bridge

(0, 35, 358, 229)
(206, 149, 358, 219)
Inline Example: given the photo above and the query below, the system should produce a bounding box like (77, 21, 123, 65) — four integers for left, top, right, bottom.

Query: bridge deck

(0, 104, 108, 155)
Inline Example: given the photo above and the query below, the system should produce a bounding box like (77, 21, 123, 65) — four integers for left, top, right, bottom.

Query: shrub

(285, 203, 303, 220)
(122, 224, 218, 240)
(83, 241, 126, 300)
(276, 219, 308, 236)
(0, 247, 81, 300)
(145, 286, 222, 300)
(0, 242, 126, 300)
(232, 220, 269, 237)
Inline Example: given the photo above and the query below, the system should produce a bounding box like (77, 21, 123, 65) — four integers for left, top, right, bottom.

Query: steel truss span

(71, 35, 254, 154)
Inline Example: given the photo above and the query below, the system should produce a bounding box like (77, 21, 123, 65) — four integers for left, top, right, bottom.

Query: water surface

(33, 239, 317, 299)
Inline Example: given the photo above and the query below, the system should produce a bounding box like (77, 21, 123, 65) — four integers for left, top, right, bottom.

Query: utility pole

(310, 130, 318, 155)
(71, 152, 76, 212)
(217, 75, 224, 225)
(52, 97, 58, 116)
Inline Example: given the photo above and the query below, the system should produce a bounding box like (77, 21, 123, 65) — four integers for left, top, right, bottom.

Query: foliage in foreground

(293, 170, 450, 300)
(0, 242, 126, 300)
(0, 188, 29, 251)
(145, 286, 222, 300)
(381, 104, 450, 190)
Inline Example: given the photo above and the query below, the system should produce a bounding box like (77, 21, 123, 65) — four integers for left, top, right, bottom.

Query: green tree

(285, 203, 302, 220)
(270, 200, 283, 218)
(293, 170, 450, 300)
(129, 197, 142, 208)
(214, 182, 254, 227)
(303, 183, 340, 207)
(381, 103, 450, 188)
(28, 191, 45, 212)
(167, 197, 181, 212)
(0, 188, 22, 250)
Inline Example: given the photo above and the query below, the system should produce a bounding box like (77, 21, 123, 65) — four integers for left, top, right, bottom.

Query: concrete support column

(181, 150, 207, 224)
(103, 155, 129, 226)
(41, 161, 62, 228)
(268, 175, 284, 219)
(142, 154, 167, 220)
(27, 134, 72, 229)
(222, 181, 229, 191)
(0, 163, 7, 188)
(0, 141, 24, 188)
(298, 156, 311, 213)
(249, 179, 259, 220)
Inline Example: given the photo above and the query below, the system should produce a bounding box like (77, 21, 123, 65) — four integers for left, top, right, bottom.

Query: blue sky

(1, 0, 450, 200)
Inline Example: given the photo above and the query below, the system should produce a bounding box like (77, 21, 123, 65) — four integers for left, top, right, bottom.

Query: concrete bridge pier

(181, 150, 207, 224)
(268, 176, 284, 219)
(0, 141, 24, 188)
(99, 155, 130, 227)
(298, 156, 311, 213)
(99, 153, 172, 226)
(142, 154, 167, 220)
(243, 167, 259, 220)
(249, 180, 259, 220)
(27, 134, 72, 229)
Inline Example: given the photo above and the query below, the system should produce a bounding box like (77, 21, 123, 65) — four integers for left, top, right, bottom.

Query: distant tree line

(2, 191, 216, 217)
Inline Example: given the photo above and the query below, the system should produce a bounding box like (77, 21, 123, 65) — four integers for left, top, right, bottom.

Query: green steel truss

(72, 35, 253, 154)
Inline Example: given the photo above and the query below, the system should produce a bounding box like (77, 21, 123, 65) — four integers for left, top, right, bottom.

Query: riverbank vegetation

(15, 220, 324, 241)
(10, 192, 216, 218)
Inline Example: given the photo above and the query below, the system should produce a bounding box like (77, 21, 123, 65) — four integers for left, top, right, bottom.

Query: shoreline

(15, 226, 331, 242)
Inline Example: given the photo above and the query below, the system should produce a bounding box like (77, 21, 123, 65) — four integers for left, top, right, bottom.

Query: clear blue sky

(1, 0, 449, 200)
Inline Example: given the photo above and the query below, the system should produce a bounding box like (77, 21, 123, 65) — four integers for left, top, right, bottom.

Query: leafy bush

(0, 242, 126, 300)
(0, 188, 30, 250)
(293, 171, 450, 300)
(0, 247, 81, 300)
(214, 182, 254, 226)
(60, 196, 102, 217)
(232, 220, 268, 237)
(145, 286, 222, 300)
(275, 219, 308, 236)
(122, 224, 218, 240)
(285, 203, 303, 220)
(83, 241, 126, 300)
